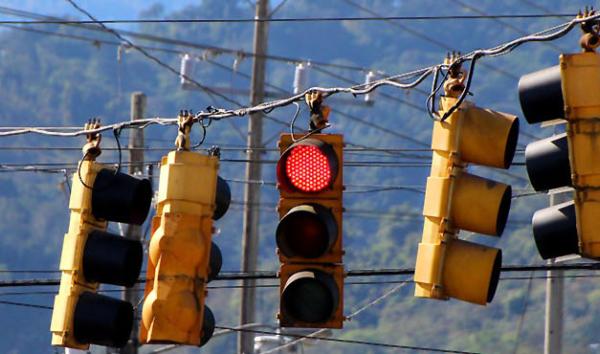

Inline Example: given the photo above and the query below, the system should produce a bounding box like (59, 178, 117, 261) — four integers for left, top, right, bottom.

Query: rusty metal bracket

(175, 110, 194, 151)
(443, 52, 467, 98)
(579, 7, 600, 52)
(305, 91, 331, 131)
(82, 118, 102, 160)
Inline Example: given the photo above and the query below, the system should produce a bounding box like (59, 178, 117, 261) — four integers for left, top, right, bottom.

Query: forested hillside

(0, 1, 598, 353)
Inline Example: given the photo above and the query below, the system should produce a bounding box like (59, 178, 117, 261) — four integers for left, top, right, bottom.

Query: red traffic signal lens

(277, 139, 339, 193)
(286, 145, 331, 192)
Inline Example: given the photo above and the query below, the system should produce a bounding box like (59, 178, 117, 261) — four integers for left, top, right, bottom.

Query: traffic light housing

(276, 133, 344, 328)
(414, 64, 519, 305)
(50, 159, 152, 349)
(139, 150, 230, 346)
(518, 47, 600, 260)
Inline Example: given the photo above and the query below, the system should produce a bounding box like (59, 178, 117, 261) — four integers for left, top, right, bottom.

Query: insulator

(180, 54, 194, 87)
(293, 63, 310, 94)
(364, 71, 376, 104)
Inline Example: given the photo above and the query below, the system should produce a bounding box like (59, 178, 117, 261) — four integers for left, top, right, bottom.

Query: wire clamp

(305, 91, 331, 131)
(208, 145, 221, 159)
(82, 118, 102, 160)
(443, 52, 466, 98)
(579, 7, 600, 52)
(175, 110, 194, 151)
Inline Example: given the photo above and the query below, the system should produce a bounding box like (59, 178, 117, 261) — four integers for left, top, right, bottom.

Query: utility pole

(544, 191, 566, 354)
(239, 1, 269, 353)
(121, 92, 146, 354)
(544, 126, 564, 354)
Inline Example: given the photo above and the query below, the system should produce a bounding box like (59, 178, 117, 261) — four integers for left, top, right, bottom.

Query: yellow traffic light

(140, 114, 230, 346)
(414, 61, 519, 305)
(51, 124, 152, 349)
(518, 28, 600, 260)
(276, 133, 345, 328)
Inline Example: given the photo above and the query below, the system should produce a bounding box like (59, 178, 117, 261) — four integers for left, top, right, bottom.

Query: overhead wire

(255, 282, 478, 354)
(0, 5, 592, 141)
(0, 67, 435, 139)
(311, 64, 430, 109)
(63, 0, 240, 108)
(339, 0, 519, 80)
(520, 0, 558, 15)
(311, 56, 539, 148)
(0, 54, 430, 152)
(511, 272, 534, 354)
(0, 283, 475, 353)
(204, 56, 433, 148)
(3, 263, 600, 287)
(0, 4, 592, 348)
(0, 5, 375, 72)
(452, 0, 566, 52)
(2, 272, 600, 298)
(0, 14, 576, 25)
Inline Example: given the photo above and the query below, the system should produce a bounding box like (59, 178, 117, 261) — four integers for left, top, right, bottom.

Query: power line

(0, 159, 439, 168)
(340, 0, 520, 80)
(257, 282, 479, 354)
(63, 0, 241, 107)
(1, 273, 599, 297)
(511, 272, 534, 354)
(0, 68, 434, 139)
(0, 300, 52, 310)
(311, 64, 430, 107)
(310, 55, 540, 146)
(0, 5, 375, 72)
(0, 14, 575, 25)
(218, 325, 477, 353)
(452, 0, 565, 52)
(2, 263, 600, 287)
(0, 282, 476, 353)
(0, 11, 594, 139)
(239, 327, 477, 354)
(202, 56, 433, 148)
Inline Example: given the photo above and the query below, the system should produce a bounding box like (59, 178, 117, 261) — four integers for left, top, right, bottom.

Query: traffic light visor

(208, 242, 222, 282)
(73, 291, 134, 348)
(199, 305, 215, 347)
(83, 230, 143, 287)
(450, 172, 512, 236)
(281, 270, 339, 323)
(276, 204, 338, 259)
(525, 133, 571, 191)
(518, 65, 564, 124)
(460, 107, 519, 169)
(277, 139, 339, 193)
(532, 200, 579, 259)
(92, 169, 152, 225)
(214, 176, 231, 220)
(442, 239, 502, 305)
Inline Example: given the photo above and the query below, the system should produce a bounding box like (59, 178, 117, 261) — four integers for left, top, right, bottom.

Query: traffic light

(414, 62, 519, 305)
(139, 148, 230, 346)
(276, 133, 344, 328)
(51, 127, 152, 349)
(518, 35, 600, 260)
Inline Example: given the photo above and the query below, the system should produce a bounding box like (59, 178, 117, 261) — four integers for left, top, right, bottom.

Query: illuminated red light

(285, 145, 332, 192)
